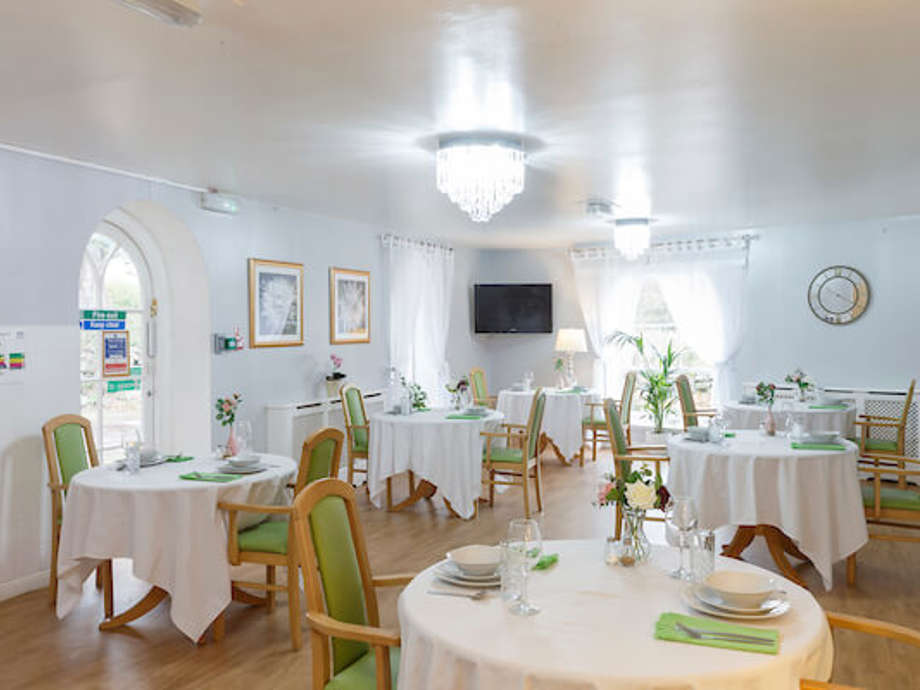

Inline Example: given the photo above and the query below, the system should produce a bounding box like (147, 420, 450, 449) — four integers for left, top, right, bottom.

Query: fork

(427, 589, 490, 601)
(675, 621, 774, 645)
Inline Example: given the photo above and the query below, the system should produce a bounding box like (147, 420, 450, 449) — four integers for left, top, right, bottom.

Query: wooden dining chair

(340, 384, 370, 486)
(799, 611, 920, 689)
(844, 452, 920, 585)
(675, 374, 718, 431)
(291, 478, 414, 690)
(218, 427, 344, 650)
(481, 388, 546, 518)
(41, 414, 112, 617)
(469, 367, 497, 408)
(602, 398, 670, 539)
(854, 379, 915, 488)
(582, 370, 636, 465)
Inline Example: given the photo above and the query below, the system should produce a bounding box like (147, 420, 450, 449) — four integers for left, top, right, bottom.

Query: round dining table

(722, 400, 857, 436)
(496, 387, 598, 463)
(56, 453, 296, 642)
(368, 408, 504, 519)
(398, 540, 833, 690)
(667, 430, 867, 590)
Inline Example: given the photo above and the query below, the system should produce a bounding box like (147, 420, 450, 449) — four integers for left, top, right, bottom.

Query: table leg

(99, 585, 168, 631)
(721, 526, 756, 559)
(722, 525, 809, 588)
(389, 479, 437, 512)
(541, 433, 570, 466)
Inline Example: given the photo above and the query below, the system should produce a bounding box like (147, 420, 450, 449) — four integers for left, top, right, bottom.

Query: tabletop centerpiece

(325, 354, 346, 398)
(445, 376, 471, 410)
(401, 376, 429, 412)
(596, 464, 670, 566)
(785, 368, 812, 402)
(215, 392, 243, 457)
(755, 381, 777, 435)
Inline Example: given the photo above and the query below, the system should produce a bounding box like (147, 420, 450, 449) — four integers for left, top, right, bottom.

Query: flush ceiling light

(116, 0, 202, 26)
(436, 135, 525, 223)
(613, 217, 652, 261)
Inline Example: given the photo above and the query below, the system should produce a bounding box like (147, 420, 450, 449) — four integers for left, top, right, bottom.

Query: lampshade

(555, 328, 588, 353)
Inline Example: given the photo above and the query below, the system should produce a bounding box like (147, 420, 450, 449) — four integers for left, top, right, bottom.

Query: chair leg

(615, 503, 623, 540)
(522, 469, 531, 518)
(898, 456, 907, 490)
(592, 430, 598, 462)
(534, 461, 543, 513)
(846, 554, 857, 586)
(386, 477, 393, 511)
(489, 469, 495, 506)
(101, 559, 113, 619)
(347, 454, 354, 486)
(49, 526, 59, 608)
(266, 566, 276, 613)
(287, 564, 302, 650)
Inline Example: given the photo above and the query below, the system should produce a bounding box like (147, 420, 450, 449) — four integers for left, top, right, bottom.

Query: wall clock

(807, 265, 870, 325)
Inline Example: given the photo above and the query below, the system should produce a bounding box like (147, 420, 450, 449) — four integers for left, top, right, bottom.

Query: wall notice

(102, 330, 130, 378)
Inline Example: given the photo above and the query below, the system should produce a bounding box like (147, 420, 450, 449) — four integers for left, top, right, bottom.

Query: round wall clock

(807, 265, 870, 325)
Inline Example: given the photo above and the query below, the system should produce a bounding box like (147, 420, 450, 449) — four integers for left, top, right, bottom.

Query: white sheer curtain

(570, 249, 642, 396)
(384, 235, 455, 404)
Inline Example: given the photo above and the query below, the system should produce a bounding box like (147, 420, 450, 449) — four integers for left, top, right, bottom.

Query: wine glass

(505, 518, 542, 616)
(666, 497, 698, 580)
(523, 370, 534, 391)
(236, 420, 253, 456)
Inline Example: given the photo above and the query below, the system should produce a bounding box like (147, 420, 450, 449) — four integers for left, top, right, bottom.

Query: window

(79, 226, 155, 462)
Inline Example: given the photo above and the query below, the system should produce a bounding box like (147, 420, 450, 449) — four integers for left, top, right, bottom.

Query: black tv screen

(474, 284, 553, 334)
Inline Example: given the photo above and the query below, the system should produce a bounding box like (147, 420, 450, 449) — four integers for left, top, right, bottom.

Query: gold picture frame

(329, 267, 370, 344)
(248, 258, 304, 348)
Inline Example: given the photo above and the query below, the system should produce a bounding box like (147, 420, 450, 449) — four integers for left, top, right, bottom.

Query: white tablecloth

(667, 431, 867, 589)
(497, 388, 597, 460)
(722, 401, 857, 436)
(56, 453, 296, 641)
(368, 409, 504, 519)
(398, 540, 833, 690)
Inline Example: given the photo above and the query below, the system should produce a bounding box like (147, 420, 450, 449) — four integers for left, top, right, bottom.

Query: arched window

(79, 224, 155, 462)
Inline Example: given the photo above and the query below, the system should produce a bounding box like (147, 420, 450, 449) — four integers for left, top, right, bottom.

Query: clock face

(807, 265, 870, 325)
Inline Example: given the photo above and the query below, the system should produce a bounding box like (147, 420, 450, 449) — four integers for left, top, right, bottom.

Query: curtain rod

(569, 232, 759, 260)
(380, 233, 454, 252)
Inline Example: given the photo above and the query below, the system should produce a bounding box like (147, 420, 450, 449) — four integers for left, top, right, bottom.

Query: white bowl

(702, 571, 779, 609)
(807, 430, 839, 444)
(446, 544, 501, 576)
(228, 453, 260, 468)
(686, 426, 709, 441)
(139, 446, 158, 462)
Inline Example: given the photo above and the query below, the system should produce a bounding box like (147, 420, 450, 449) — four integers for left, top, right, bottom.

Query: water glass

(499, 540, 523, 601)
(690, 529, 716, 582)
(505, 518, 542, 616)
(121, 429, 141, 475)
(708, 414, 726, 444)
(236, 420, 253, 454)
(523, 371, 534, 391)
(666, 497, 698, 580)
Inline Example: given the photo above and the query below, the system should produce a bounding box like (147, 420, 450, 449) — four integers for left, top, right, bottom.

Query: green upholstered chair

(854, 379, 915, 488)
(41, 414, 112, 616)
(219, 427, 344, 650)
(481, 389, 546, 518)
(340, 384, 370, 486)
(291, 478, 413, 690)
(582, 370, 636, 465)
(469, 367, 496, 408)
(845, 451, 920, 586)
(675, 374, 718, 431)
(602, 399, 670, 540)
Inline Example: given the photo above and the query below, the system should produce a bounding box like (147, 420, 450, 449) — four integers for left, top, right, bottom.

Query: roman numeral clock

(807, 265, 870, 325)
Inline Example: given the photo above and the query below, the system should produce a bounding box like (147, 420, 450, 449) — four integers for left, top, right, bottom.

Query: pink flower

(597, 482, 615, 504)
(222, 401, 232, 412)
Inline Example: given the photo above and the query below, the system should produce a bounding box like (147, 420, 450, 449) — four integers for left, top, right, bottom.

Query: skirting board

(0, 568, 48, 602)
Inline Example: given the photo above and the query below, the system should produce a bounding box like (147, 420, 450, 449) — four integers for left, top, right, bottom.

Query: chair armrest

(372, 573, 416, 588)
(584, 402, 607, 409)
(347, 424, 370, 431)
(615, 453, 670, 463)
(857, 465, 920, 477)
(858, 414, 899, 422)
(626, 445, 668, 452)
(502, 423, 528, 430)
(47, 482, 68, 492)
(684, 411, 717, 420)
(826, 611, 920, 648)
(854, 420, 901, 428)
(306, 612, 400, 647)
(859, 453, 920, 465)
(217, 501, 293, 515)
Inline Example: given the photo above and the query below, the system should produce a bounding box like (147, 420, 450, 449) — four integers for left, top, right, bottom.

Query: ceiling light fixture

(613, 217, 652, 261)
(436, 135, 525, 223)
(116, 0, 202, 26)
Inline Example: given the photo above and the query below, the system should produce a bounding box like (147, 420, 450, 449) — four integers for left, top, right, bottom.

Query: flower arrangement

(755, 381, 776, 407)
(596, 464, 670, 511)
(215, 393, 242, 427)
(785, 369, 811, 401)
(326, 354, 345, 382)
(400, 376, 428, 411)
(445, 376, 469, 395)
(553, 356, 565, 373)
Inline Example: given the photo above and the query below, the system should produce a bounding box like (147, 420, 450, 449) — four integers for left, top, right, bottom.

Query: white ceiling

(3, 1, 920, 247)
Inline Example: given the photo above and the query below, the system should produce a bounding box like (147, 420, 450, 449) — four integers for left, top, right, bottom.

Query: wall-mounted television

(474, 283, 553, 334)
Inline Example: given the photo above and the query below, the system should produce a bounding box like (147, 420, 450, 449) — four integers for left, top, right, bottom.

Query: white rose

(624, 480, 657, 510)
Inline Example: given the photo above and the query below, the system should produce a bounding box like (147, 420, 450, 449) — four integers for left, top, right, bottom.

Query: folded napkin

(791, 442, 846, 451)
(179, 471, 242, 483)
(654, 613, 779, 655)
(446, 413, 486, 420)
(533, 553, 559, 570)
(165, 454, 193, 463)
(809, 404, 847, 410)
(723, 432, 736, 438)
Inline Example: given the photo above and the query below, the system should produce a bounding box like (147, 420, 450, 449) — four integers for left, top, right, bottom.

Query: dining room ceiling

(3, 0, 920, 248)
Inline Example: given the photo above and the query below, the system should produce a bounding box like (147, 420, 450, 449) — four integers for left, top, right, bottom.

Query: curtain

(384, 235, 455, 404)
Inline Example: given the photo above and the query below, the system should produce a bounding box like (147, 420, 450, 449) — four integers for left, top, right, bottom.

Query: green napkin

(655, 613, 778, 655)
(791, 442, 846, 451)
(165, 454, 193, 463)
(179, 471, 241, 483)
(724, 432, 736, 438)
(533, 553, 558, 570)
(809, 404, 847, 410)
(446, 413, 485, 420)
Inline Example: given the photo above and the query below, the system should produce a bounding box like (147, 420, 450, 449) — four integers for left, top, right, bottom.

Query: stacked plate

(682, 571, 790, 620)
(434, 560, 500, 589)
(219, 453, 268, 474)
(139, 450, 166, 468)
(435, 544, 502, 588)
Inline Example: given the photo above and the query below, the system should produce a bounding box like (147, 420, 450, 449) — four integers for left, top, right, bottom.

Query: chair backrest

(900, 379, 916, 426)
(620, 370, 637, 426)
(525, 388, 547, 460)
(340, 384, 368, 452)
(603, 397, 630, 457)
(675, 374, 697, 430)
(294, 427, 345, 493)
(41, 414, 99, 491)
(469, 367, 489, 405)
(292, 479, 378, 682)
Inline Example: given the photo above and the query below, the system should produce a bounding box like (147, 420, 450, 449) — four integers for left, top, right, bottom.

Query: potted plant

(215, 392, 242, 457)
(755, 381, 777, 435)
(596, 464, 670, 566)
(325, 354, 346, 398)
(785, 369, 811, 403)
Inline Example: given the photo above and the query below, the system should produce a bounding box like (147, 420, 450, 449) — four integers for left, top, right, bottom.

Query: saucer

(218, 463, 268, 475)
(681, 585, 790, 620)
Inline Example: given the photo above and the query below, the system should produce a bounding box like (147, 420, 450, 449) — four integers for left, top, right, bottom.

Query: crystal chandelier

(613, 218, 651, 260)
(436, 136, 525, 223)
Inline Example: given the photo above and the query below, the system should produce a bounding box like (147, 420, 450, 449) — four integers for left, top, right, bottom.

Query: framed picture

(248, 258, 304, 348)
(102, 330, 130, 377)
(329, 267, 370, 344)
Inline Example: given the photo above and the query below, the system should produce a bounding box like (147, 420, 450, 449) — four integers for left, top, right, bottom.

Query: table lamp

(554, 328, 588, 386)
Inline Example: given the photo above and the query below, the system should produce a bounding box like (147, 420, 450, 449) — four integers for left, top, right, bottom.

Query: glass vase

(797, 387, 807, 403)
(615, 507, 651, 566)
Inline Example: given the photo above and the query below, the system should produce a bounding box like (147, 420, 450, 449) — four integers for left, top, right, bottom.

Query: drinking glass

(690, 529, 716, 582)
(505, 518, 542, 616)
(121, 429, 141, 475)
(523, 371, 534, 391)
(708, 414, 726, 444)
(499, 540, 523, 602)
(236, 420, 253, 455)
(666, 497, 698, 580)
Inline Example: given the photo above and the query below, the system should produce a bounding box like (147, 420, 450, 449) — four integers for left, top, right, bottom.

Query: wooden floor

(2, 450, 918, 689)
